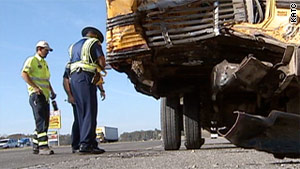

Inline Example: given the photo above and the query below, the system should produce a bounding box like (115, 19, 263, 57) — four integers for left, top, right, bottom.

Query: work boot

(72, 147, 79, 153)
(79, 144, 105, 154)
(39, 147, 54, 155)
(33, 147, 39, 154)
(92, 146, 105, 154)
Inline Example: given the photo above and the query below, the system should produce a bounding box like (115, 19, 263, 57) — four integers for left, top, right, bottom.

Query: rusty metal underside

(211, 45, 300, 159)
(106, 0, 300, 158)
(223, 111, 300, 159)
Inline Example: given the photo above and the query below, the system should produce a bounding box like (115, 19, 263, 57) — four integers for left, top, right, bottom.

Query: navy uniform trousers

(70, 71, 98, 148)
(29, 93, 50, 149)
(71, 104, 80, 149)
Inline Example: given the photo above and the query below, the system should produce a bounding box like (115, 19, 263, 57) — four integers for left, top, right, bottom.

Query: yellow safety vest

(22, 54, 51, 101)
(69, 37, 102, 74)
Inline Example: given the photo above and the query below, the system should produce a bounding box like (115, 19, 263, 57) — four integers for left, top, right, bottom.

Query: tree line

(120, 129, 161, 142)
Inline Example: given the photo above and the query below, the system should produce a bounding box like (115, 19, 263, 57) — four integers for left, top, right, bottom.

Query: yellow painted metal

(231, 0, 300, 45)
(106, 24, 148, 52)
(106, 0, 166, 53)
(106, 0, 138, 19)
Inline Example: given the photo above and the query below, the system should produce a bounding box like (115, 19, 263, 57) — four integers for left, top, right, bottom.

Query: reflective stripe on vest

(70, 61, 99, 74)
(31, 77, 50, 89)
(81, 38, 98, 62)
(70, 38, 101, 74)
(68, 44, 73, 58)
(31, 77, 49, 82)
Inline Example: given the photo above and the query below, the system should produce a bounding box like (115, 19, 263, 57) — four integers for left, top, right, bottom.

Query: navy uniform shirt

(70, 38, 104, 64)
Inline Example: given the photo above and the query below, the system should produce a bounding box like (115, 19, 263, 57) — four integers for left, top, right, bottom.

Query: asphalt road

(0, 138, 299, 169)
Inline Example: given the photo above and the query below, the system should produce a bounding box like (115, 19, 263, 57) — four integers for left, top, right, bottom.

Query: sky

(0, 0, 160, 136)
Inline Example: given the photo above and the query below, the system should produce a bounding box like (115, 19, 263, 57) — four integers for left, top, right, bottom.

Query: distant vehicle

(96, 126, 118, 142)
(0, 139, 18, 148)
(18, 138, 32, 147)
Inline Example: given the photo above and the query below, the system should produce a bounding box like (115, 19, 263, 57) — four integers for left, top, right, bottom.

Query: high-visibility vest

(22, 54, 51, 101)
(69, 37, 102, 74)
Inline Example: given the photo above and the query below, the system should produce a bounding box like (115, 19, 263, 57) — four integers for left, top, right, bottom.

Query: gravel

(23, 147, 300, 169)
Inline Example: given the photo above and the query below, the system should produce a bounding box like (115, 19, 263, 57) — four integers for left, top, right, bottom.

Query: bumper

(224, 110, 300, 159)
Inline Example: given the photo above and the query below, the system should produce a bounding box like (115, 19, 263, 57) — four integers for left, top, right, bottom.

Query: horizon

(0, 128, 162, 138)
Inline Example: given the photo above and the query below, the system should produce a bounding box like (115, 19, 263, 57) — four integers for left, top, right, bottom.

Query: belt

(70, 67, 95, 76)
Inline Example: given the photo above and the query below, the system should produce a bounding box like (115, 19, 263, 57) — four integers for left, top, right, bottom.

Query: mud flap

(223, 111, 300, 159)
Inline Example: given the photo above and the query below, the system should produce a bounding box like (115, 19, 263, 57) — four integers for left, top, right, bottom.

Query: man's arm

(21, 71, 43, 95)
(94, 41, 106, 70)
(97, 83, 105, 101)
(93, 42, 106, 101)
(97, 56, 106, 70)
(97, 55, 106, 101)
(63, 77, 75, 104)
(49, 83, 56, 100)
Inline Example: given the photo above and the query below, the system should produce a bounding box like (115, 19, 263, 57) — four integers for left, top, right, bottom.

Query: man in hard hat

(21, 41, 56, 155)
(68, 26, 106, 154)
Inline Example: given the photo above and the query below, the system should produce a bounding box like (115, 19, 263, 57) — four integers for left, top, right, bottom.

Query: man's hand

(68, 95, 75, 104)
(50, 92, 57, 100)
(100, 91, 105, 101)
(33, 87, 43, 95)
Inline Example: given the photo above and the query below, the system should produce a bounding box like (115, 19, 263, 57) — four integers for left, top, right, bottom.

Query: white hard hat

(36, 40, 53, 52)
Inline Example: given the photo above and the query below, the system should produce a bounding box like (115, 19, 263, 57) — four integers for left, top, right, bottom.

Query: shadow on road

(271, 161, 300, 165)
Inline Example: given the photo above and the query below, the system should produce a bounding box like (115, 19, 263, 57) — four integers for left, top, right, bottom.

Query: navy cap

(81, 26, 104, 43)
